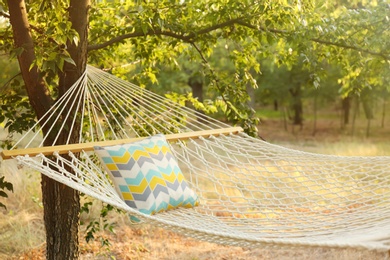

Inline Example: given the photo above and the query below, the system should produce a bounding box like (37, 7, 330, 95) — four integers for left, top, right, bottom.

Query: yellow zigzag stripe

(176, 172, 185, 182)
(106, 163, 119, 171)
(144, 144, 171, 154)
(166, 203, 182, 211)
(161, 145, 170, 154)
(122, 192, 134, 201)
(132, 150, 151, 161)
(162, 171, 177, 183)
(149, 176, 167, 190)
(129, 178, 149, 193)
(145, 145, 160, 154)
(112, 151, 131, 163)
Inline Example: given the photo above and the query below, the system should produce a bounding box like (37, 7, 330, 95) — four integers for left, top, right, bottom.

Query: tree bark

(188, 74, 208, 123)
(342, 96, 351, 126)
(351, 97, 360, 137)
(312, 91, 318, 136)
(289, 85, 303, 126)
(381, 97, 386, 128)
(42, 174, 80, 260)
(188, 76, 203, 102)
(42, 1, 90, 259)
(7, 0, 53, 121)
(59, 0, 90, 97)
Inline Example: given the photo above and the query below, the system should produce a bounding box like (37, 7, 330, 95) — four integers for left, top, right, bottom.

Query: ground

(10, 225, 389, 260)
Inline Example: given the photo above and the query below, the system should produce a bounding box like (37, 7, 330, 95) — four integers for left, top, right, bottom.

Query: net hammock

(1, 65, 390, 252)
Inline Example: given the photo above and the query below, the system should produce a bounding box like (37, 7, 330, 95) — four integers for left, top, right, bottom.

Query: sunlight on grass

(256, 109, 282, 119)
(0, 160, 45, 259)
(319, 141, 390, 156)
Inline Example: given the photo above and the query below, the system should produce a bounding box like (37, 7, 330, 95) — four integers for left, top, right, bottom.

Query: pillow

(94, 134, 199, 216)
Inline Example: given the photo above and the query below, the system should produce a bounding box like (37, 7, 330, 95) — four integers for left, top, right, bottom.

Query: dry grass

(1, 119, 390, 259)
(0, 160, 45, 258)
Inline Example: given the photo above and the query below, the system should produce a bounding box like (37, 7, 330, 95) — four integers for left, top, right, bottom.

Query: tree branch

(87, 14, 389, 60)
(87, 30, 187, 51)
(0, 72, 22, 94)
(185, 17, 246, 39)
(236, 20, 389, 60)
(235, 20, 288, 34)
(0, 10, 10, 19)
(87, 17, 246, 51)
(311, 38, 389, 60)
(2, 10, 62, 48)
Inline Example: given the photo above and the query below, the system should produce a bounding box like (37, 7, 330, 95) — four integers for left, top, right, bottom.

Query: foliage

(86, 0, 388, 134)
(0, 176, 13, 210)
(0, 55, 34, 149)
(0, 88, 36, 138)
(1, 0, 389, 136)
(80, 200, 120, 248)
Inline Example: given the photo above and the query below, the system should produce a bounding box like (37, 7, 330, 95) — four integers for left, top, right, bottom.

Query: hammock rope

(1, 65, 390, 252)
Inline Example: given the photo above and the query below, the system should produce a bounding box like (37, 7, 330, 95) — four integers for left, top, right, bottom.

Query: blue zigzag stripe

(124, 171, 145, 185)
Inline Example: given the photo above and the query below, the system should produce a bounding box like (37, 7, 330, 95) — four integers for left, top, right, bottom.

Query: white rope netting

(2, 66, 390, 252)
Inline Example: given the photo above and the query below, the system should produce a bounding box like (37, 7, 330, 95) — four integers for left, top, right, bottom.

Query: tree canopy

(1, 0, 388, 135)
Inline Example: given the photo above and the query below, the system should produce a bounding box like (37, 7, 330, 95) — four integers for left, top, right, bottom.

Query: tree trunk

(382, 97, 386, 128)
(43, 1, 90, 259)
(188, 76, 203, 103)
(282, 106, 288, 131)
(7, 0, 53, 120)
(41, 174, 80, 259)
(188, 75, 208, 123)
(59, 0, 90, 97)
(289, 85, 303, 126)
(312, 91, 317, 136)
(8, 0, 90, 259)
(366, 118, 371, 138)
(273, 100, 278, 111)
(342, 96, 351, 126)
(351, 97, 360, 137)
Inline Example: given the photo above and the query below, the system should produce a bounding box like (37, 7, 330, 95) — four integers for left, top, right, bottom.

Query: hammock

(1, 65, 390, 253)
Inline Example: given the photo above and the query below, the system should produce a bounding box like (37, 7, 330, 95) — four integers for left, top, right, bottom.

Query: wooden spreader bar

(1, 127, 243, 159)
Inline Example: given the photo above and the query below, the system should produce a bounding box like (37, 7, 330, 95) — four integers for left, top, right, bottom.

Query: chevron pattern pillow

(94, 134, 199, 215)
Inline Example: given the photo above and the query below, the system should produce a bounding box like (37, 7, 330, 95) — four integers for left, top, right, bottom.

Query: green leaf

(63, 57, 76, 66)
(0, 202, 7, 210)
(0, 190, 8, 198)
(57, 57, 65, 72)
